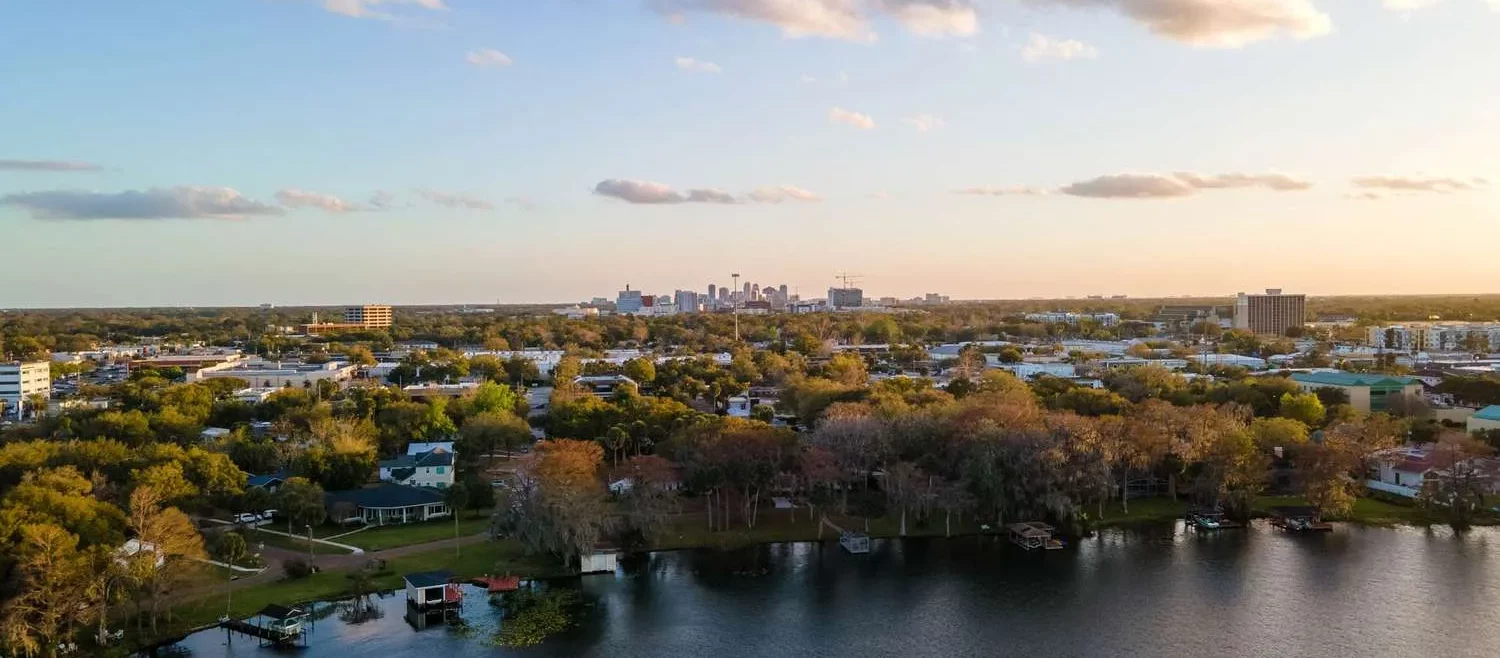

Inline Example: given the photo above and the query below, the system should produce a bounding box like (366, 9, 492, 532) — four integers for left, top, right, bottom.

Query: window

(436, 466, 445, 474)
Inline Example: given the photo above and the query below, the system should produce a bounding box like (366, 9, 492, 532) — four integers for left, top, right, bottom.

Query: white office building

(1, 361, 51, 419)
(616, 286, 644, 314)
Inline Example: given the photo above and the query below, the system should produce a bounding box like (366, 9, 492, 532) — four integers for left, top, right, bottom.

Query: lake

(157, 522, 1500, 658)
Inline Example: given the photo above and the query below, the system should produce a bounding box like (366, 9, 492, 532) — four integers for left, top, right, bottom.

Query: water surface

(161, 522, 1500, 658)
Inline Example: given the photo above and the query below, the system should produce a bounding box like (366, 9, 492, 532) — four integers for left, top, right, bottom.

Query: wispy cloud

(748, 185, 821, 203)
(675, 56, 723, 73)
(800, 74, 818, 83)
(829, 107, 876, 130)
(416, 188, 496, 210)
(1, 187, 282, 220)
(1351, 175, 1489, 194)
(652, 0, 979, 41)
(1060, 172, 1314, 198)
(466, 48, 513, 67)
(593, 179, 818, 204)
(505, 197, 540, 211)
(321, 0, 447, 21)
(1031, 0, 1332, 48)
(901, 114, 945, 132)
(276, 188, 372, 213)
(1382, 0, 1442, 9)
(0, 159, 103, 172)
(1020, 33, 1098, 61)
(954, 186, 1050, 196)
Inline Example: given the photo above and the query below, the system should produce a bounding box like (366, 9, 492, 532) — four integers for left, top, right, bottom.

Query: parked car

(233, 513, 259, 524)
(261, 509, 278, 520)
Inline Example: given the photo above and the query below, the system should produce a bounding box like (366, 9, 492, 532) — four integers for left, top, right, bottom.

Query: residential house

(325, 484, 451, 525)
(379, 449, 455, 488)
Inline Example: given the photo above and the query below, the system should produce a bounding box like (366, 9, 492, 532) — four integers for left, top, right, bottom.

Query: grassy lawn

(343, 516, 494, 551)
(1252, 494, 1439, 526)
(246, 529, 355, 556)
(1095, 497, 1189, 527)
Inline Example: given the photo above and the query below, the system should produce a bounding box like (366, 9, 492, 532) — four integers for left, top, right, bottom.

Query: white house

(379, 449, 455, 488)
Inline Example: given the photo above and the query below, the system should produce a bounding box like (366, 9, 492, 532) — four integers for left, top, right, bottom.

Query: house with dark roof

(246, 470, 290, 493)
(378, 449, 455, 489)
(324, 484, 450, 525)
(1290, 371, 1422, 413)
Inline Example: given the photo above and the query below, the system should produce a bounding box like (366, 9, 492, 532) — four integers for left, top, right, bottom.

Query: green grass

(342, 516, 494, 551)
(246, 529, 356, 556)
(1095, 497, 1190, 527)
(1252, 494, 1441, 526)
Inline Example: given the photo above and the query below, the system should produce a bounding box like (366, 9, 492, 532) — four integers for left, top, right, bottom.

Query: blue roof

(403, 570, 452, 588)
(1290, 372, 1417, 388)
(1474, 405, 1500, 421)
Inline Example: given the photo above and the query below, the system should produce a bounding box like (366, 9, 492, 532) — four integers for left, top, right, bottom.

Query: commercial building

(0, 361, 50, 419)
(674, 290, 700, 313)
(1233, 289, 1306, 335)
(1468, 406, 1500, 434)
(344, 304, 393, 328)
(191, 359, 357, 388)
(828, 287, 864, 310)
(616, 286, 644, 314)
(552, 306, 600, 320)
(1289, 371, 1421, 413)
(305, 304, 394, 334)
(1367, 324, 1500, 353)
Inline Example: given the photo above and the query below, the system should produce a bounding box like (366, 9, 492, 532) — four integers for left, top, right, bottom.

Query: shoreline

(136, 494, 1484, 653)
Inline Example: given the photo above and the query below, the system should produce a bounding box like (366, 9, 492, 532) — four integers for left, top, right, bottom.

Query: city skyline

(3, 1, 1499, 308)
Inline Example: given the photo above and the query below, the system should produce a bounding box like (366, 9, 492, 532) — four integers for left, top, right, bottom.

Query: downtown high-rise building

(1233, 289, 1306, 335)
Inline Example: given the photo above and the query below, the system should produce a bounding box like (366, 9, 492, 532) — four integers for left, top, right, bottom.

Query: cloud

(275, 188, 371, 213)
(902, 114, 945, 132)
(1345, 191, 1384, 201)
(1, 187, 282, 220)
(748, 185, 821, 203)
(416, 189, 496, 210)
(873, 0, 980, 37)
(1021, 33, 1098, 61)
(1171, 171, 1313, 191)
(594, 179, 704, 204)
(675, 56, 723, 73)
(954, 186, 1050, 196)
(593, 179, 819, 204)
(829, 107, 876, 129)
(1059, 171, 1314, 198)
(369, 190, 397, 210)
(1034, 0, 1332, 48)
(652, 0, 979, 40)
(868, 191, 890, 199)
(0, 159, 103, 172)
(654, 0, 872, 40)
(800, 74, 818, 83)
(1350, 176, 1489, 194)
(466, 48, 513, 67)
(321, 0, 446, 20)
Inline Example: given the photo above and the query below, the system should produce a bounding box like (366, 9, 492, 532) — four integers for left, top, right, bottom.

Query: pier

(221, 604, 309, 647)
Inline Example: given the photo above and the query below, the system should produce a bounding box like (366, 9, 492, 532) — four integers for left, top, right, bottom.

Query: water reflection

(158, 523, 1500, 658)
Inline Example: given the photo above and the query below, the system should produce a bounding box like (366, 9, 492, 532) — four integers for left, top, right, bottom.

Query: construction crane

(834, 271, 863, 289)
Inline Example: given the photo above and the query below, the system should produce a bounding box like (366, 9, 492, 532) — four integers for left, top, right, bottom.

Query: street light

(306, 524, 314, 567)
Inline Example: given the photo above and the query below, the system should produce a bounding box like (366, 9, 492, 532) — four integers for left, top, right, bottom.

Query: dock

(473, 575, 521, 593)
(819, 515, 870, 554)
(1270, 506, 1334, 532)
(1007, 522, 1064, 550)
(221, 604, 308, 646)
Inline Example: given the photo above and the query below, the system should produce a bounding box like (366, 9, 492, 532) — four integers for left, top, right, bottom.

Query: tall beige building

(343, 304, 393, 328)
(1234, 289, 1306, 335)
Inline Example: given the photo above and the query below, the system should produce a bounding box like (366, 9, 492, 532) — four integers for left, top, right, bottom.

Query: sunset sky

(3, 0, 1498, 307)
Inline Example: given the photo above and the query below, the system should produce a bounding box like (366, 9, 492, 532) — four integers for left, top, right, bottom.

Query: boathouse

(1007, 522, 1063, 550)
(404, 570, 462, 611)
(580, 550, 619, 574)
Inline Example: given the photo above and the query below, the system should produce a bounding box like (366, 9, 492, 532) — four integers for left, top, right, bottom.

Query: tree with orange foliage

(500, 439, 611, 566)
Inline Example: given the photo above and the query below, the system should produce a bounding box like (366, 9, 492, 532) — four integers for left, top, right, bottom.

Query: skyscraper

(707, 284, 717, 306)
(1234, 289, 1306, 335)
(616, 285, 643, 314)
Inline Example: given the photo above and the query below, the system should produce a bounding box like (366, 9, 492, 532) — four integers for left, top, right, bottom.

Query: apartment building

(1233, 289, 1306, 335)
(0, 361, 51, 419)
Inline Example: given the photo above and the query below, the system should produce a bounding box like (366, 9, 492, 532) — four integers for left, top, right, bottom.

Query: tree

(124, 485, 207, 633)
(468, 381, 522, 418)
(460, 411, 534, 468)
(345, 345, 377, 367)
(823, 354, 869, 387)
(997, 346, 1024, 364)
(1278, 392, 1325, 427)
(0, 524, 97, 658)
(1299, 415, 1404, 518)
(614, 455, 680, 546)
(504, 355, 542, 385)
(445, 482, 470, 555)
(623, 358, 656, 385)
(498, 440, 611, 566)
(275, 477, 327, 537)
(1419, 433, 1495, 529)
(214, 531, 248, 566)
(1249, 417, 1310, 451)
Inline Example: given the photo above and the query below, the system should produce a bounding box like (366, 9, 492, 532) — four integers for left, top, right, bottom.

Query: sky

(2, 0, 1498, 308)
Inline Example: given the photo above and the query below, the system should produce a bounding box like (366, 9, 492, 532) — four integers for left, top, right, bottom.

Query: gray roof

(403, 570, 452, 588)
(324, 484, 444, 510)
(379, 449, 454, 470)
